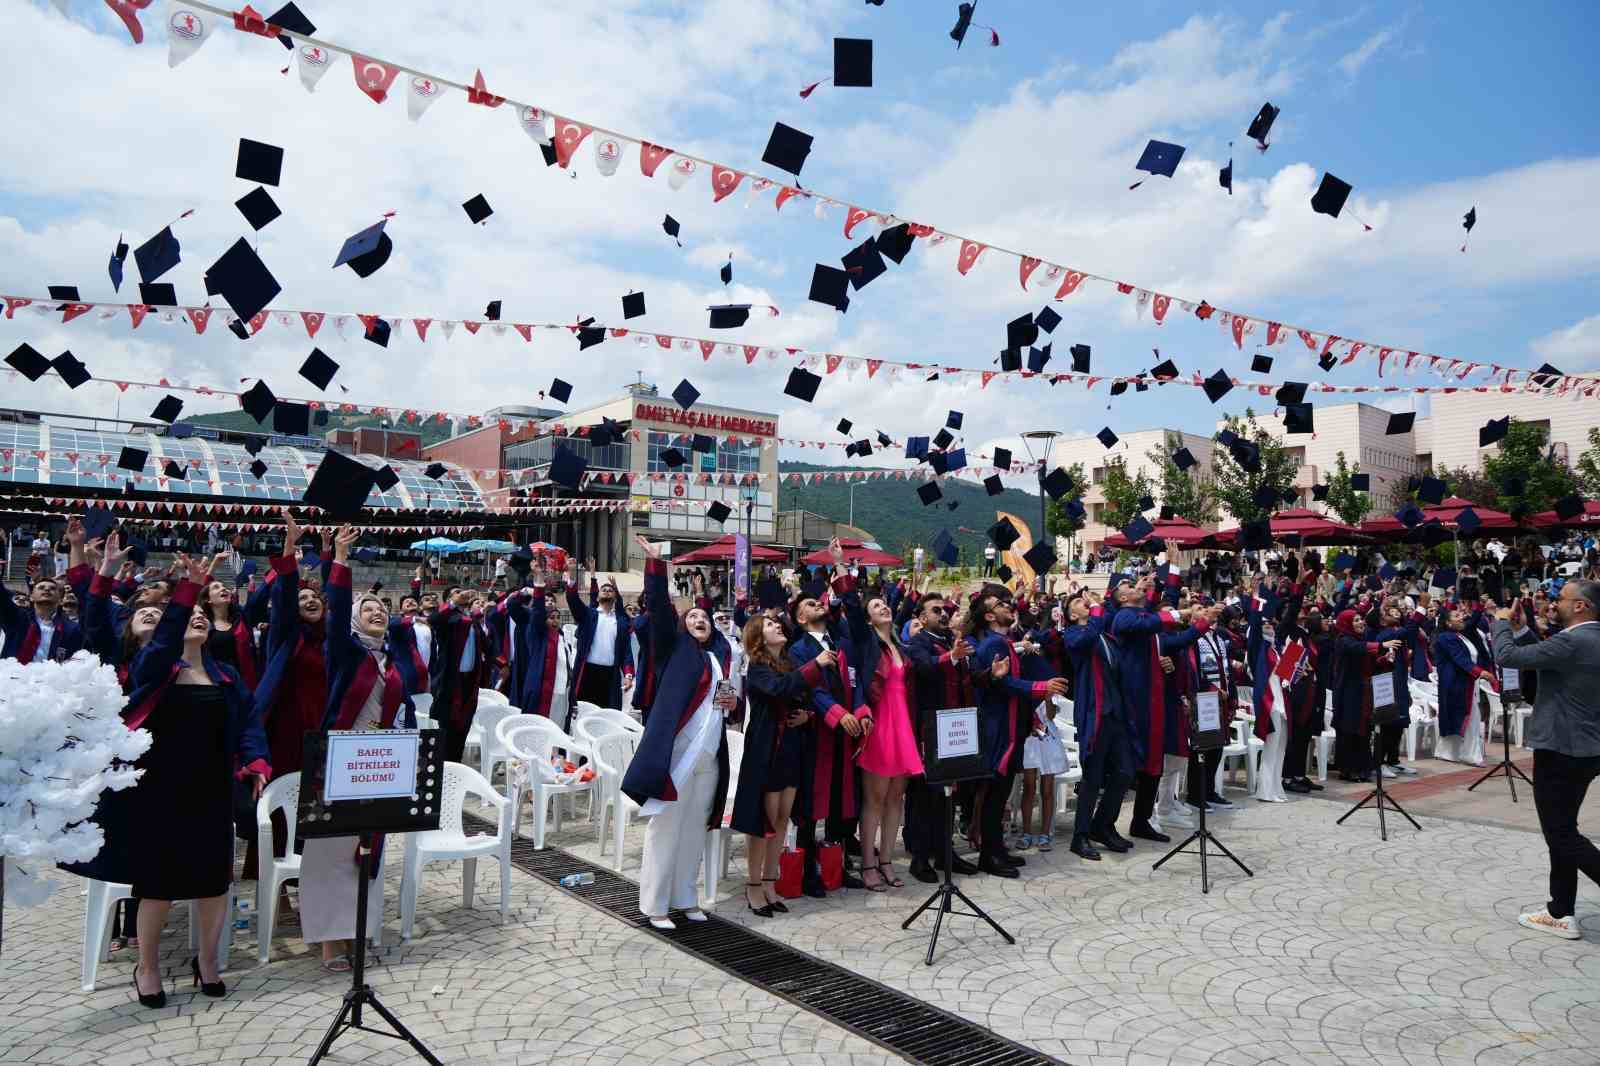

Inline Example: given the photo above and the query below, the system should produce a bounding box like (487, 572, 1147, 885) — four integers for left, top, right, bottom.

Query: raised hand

(829, 536, 845, 567)
(98, 532, 133, 576)
(333, 525, 359, 564)
(991, 656, 1009, 680)
(814, 648, 836, 670)
(634, 533, 660, 561)
(281, 507, 302, 555)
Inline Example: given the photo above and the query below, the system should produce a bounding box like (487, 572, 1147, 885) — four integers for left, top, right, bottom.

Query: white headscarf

(351, 594, 388, 655)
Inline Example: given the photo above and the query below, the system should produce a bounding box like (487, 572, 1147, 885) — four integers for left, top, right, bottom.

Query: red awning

(799, 539, 903, 567)
(1211, 508, 1367, 548)
(1103, 517, 1219, 549)
(671, 534, 787, 564)
(1526, 499, 1600, 530)
(1360, 496, 1518, 541)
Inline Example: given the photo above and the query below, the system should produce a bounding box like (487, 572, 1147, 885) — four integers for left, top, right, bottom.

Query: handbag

(817, 841, 844, 891)
(775, 848, 804, 898)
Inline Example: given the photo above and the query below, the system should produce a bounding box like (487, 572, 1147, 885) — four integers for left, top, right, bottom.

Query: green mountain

(184, 408, 457, 447)
(778, 461, 1044, 563)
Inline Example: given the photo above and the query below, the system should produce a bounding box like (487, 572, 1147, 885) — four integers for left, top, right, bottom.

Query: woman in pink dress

(830, 539, 924, 891)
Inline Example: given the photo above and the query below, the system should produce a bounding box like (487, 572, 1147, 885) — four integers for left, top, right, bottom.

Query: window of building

(646, 431, 760, 475)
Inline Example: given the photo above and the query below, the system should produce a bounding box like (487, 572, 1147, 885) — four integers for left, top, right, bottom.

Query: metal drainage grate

(467, 815, 1066, 1066)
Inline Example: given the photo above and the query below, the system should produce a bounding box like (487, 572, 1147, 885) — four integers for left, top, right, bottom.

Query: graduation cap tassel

(799, 78, 828, 99)
(1461, 206, 1476, 253)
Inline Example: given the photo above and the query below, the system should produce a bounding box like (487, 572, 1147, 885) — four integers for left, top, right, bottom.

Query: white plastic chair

(81, 880, 233, 992)
(702, 729, 744, 908)
(497, 716, 590, 847)
(473, 702, 523, 784)
(255, 772, 302, 964)
(1216, 719, 1255, 796)
(409, 692, 434, 722)
(398, 762, 514, 940)
(589, 730, 639, 871)
(1406, 679, 1440, 760)
(573, 701, 644, 736)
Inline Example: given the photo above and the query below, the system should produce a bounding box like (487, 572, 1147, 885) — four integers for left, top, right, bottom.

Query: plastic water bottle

(234, 897, 253, 932)
(558, 872, 595, 888)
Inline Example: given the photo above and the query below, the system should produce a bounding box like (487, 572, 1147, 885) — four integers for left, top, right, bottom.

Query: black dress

(128, 684, 234, 900)
(730, 662, 817, 836)
(206, 624, 240, 674)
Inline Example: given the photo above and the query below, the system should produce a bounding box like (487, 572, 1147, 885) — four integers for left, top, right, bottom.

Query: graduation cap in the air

(204, 238, 279, 322)
(1027, 345, 1052, 373)
(1219, 159, 1233, 195)
(116, 446, 147, 473)
(833, 418, 853, 437)
(549, 447, 588, 489)
(841, 237, 887, 290)
(1530, 363, 1563, 389)
(536, 377, 570, 406)
(1230, 440, 1261, 474)
(48, 285, 80, 304)
(1217, 428, 1238, 448)
(1455, 507, 1483, 535)
(1350, 473, 1370, 492)
(161, 460, 186, 481)
(917, 481, 943, 506)
(235, 186, 281, 231)
(708, 304, 751, 329)
(932, 428, 954, 450)
(1417, 476, 1447, 506)
(809, 264, 851, 312)
(1042, 467, 1075, 500)
(274, 400, 310, 437)
(374, 465, 400, 492)
(660, 447, 687, 469)
(941, 410, 963, 432)
(1240, 519, 1272, 551)
(574, 321, 605, 350)
(462, 194, 493, 224)
(1272, 382, 1306, 408)
(801, 37, 872, 97)
(1202, 368, 1234, 404)
(303, 449, 377, 520)
(1479, 416, 1509, 447)
(1023, 542, 1057, 576)
(876, 223, 915, 265)
(1385, 411, 1415, 435)
(239, 380, 276, 424)
(1417, 522, 1451, 548)
(876, 431, 892, 448)
(483, 300, 502, 322)
(1500, 475, 1525, 498)
(149, 394, 183, 423)
(1130, 139, 1184, 188)
(1555, 494, 1585, 520)
(1246, 102, 1279, 150)
(999, 347, 1022, 372)
(927, 450, 952, 476)
(1316, 348, 1340, 372)
(1172, 446, 1197, 472)
(1144, 358, 1175, 382)
(1123, 515, 1154, 544)
(762, 122, 813, 176)
(236, 138, 284, 186)
(136, 282, 176, 307)
(133, 226, 180, 284)
(950, 2, 999, 48)
(784, 366, 821, 403)
(1033, 305, 1062, 335)
(51, 351, 91, 389)
(1007, 313, 1038, 350)
(988, 517, 1021, 550)
(671, 379, 700, 410)
(81, 504, 117, 543)
(1252, 353, 1274, 374)
(944, 448, 967, 471)
(983, 474, 1004, 496)
(1096, 426, 1118, 449)
(1310, 173, 1353, 218)
(242, 435, 267, 456)
(297, 348, 338, 391)
(704, 500, 732, 524)
(662, 215, 682, 246)
(1461, 206, 1477, 252)
(266, 2, 314, 46)
(588, 417, 622, 450)
(904, 436, 929, 461)
(334, 220, 392, 278)
(611, 292, 644, 324)
(6, 343, 50, 381)
(1138, 494, 1156, 512)
(364, 318, 391, 348)
(227, 318, 253, 341)
(990, 447, 1011, 470)
(422, 462, 447, 481)
(687, 434, 714, 455)
(108, 236, 128, 291)
(1283, 403, 1313, 435)
(930, 528, 959, 567)
(1311, 483, 1329, 502)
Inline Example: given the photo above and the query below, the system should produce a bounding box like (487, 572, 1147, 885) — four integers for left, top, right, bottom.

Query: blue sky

(2, 1, 1596, 478)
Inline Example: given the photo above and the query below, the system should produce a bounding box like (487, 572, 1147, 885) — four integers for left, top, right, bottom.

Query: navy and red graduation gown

(620, 557, 732, 827)
(1373, 613, 1423, 729)
(788, 575, 865, 823)
(324, 562, 416, 734)
(506, 586, 565, 718)
(1331, 635, 1390, 739)
(387, 612, 432, 698)
(730, 656, 828, 837)
(428, 598, 485, 734)
(252, 554, 327, 778)
(1433, 630, 1493, 737)
(1062, 607, 1120, 756)
(631, 611, 657, 718)
(970, 631, 1053, 777)
(1110, 587, 1205, 776)
(906, 627, 972, 734)
(1, 564, 88, 663)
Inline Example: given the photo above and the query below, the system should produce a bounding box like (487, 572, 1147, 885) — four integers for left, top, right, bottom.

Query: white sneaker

(1518, 909, 1580, 940)
(1387, 763, 1419, 777)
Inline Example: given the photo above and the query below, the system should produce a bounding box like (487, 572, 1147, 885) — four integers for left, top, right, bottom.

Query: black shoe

(802, 879, 827, 899)
(189, 957, 225, 999)
(909, 859, 939, 884)
(840, 872, 865, 890)
(1089, 830, 1131, 853)
(978, 856, 1020, 878)
(761, 879, 789, 912)
(949, 856, 980, 876)
(1128, 822, 1171, 843)
(1102, 827, 1136, 851)
(1068, 836, 1102, 861)
(1285, 779, 1313, 794)
(997, 850, 1026, 867)
(1305, 780, 1325, 792)
(132, 970, 166, 1009)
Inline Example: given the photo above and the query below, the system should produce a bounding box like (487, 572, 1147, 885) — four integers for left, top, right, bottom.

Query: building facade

(1049, 428, 1216, 549)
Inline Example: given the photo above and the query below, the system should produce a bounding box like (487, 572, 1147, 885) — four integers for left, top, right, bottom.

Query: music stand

(1468, 687, 1534, 801)
(298, 729, 446, 1066)
(1152, 691, 1251, 893)
(1336, 701, 1420, 841)
(901, 706, 1013, 965)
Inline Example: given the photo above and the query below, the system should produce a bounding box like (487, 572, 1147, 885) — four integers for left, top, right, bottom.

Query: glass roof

(0, 423, 484, 511)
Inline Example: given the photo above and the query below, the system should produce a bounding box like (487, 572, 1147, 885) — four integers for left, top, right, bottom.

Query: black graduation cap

(984, 475, 1004, 496)
(266, 2, 314, 45)
(1275, 382, 1307, 407)
(1418, 521, 1451, 548)
(589, 417, 622, 449)
(48, 285, 80, 303)
(1283, 487, 1299, 505)
(706, 500, 732, 524)
(1070, 344, 1091, 373)
(949, 2, 996, 48)
(932, 428, 954, 450)
(996, 563, 1012, 581)
(162, 459, 186, 481)
(833, 37, 872, 87)
(945, 448, 967, 471)
(273, 400, 310, 437)
(1463, 206, 1477, 234)
(228, 318, 252, 341)
(784, 367, 822, 403)
(1172, 446, 1197, 472)
(1554, 494, 1585, 520)
(423, 462, 447, 480)
(1143, 358, 1174, 382)
(149, 394, 183, 423)
(249, 458, 269, 479)
(992, 447, 1012, 470)
(662, 215, 682, 245)
(948, 499, 960, 512)
(6, 343, 50, 380)
(298, 348, 338, 391)
(539, 378, 571, 405)
(1395, 503, 1425, 529)
(1023, 542, 1057, 576)
(1350, 473, 1370, 492)
(1252, 484, 1280, 510)
(575, 324, 605, 350)
(108, 236, 128, 291)
(133, 227, 180, 284)
(837, 418, 853, 435)
(841, 237, 887, 289)
(462, 194, 493, 224)
(1202, 368, 1234, 404)
(1132, 139, 1185, 184)
(944, 410, 964, 431)
(621, 291, 646, 319)
(81, 504, 116, 543)
(1096, 426, 1118, 449)
(1063, 499, 1086, 521)
(116, 446, 147, 472)
(1310, 173, 1352, 218)
(999, 347, 1022, 372)
(809, 264, 851, 311)
(1311, 483, 1329, 501)
(876, 431, 892, 448)
(364, 318, 391, 348)
(1231, 440, 1261, 473)
(236, 138, 284, 186)
(661, 447, 687, 468)
(1246, 102, 1279, 148)
(1455, 507, 1483, 535)
(137, 282, 176, 307)
(988, 518, 1021, 549)
(1034, 306, 1062, 334)
(762, 122, 813, 176)
(1252, 353, 1274, 374)
(928, 450, 951, 476)
(1027, 345, 1052, 373)
(239, 380, 276, 423)
(1138, 494, 1155, 512)
(1317, 350, 1339, 372)
(51, 351, 91, 389)
(208, 238, 280, 321)
(1479, 416, 1509, 447)
(877, 223, 915, 264)
(931, 528, 958, 567)
(1217, 428, 1238, 448)
(691, 434, 716, 454)
(235, 186, 281, 231)
(852, 439, 873, 458)
(1042, 467, 1074, 500)
(1123, 515, 1154, 544)
(1007, 313, 1039, 350)
(242, 434, 267, 456)
(334, 220, 392, 278)
(1531, 363, 1563, 388)
(549, 447, 588, 489)
(1219, 160, 1233, 195)
(1283, 403, 1314, 435)
(1240, 519, 1272, 550)
(1500, 475, 1524, 498)
(1385, 411, 1415, 435)
(485, 300, 502, 322)
(905, 436, 929, 460)
(303, 449, 377, 520)
(671, 380, 700, 410)
(374, 465, 400, 492)
(917, 481, 942, 506)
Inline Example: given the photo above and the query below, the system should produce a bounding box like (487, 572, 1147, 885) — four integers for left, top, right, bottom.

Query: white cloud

(1531, 314, 1600, 368)
(1336, 27, 1398, 79)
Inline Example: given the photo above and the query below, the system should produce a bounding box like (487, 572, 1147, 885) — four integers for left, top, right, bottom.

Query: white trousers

(1253, 706, 1289, 802)
(299, 836, 383, 944)
(1155, 755, 1191, 828)
(1438, 695, 1486, 767)
(638, 758, 718, 916)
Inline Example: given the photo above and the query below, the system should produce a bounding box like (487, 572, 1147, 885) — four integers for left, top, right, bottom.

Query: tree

(1100, 457, 1154, 532)
(1481, 418, 1579, 518)
(1044, 461, 1087, 540)
(1572, 426, 1600, 497)
(1322, 451, 1372, 526)
(1145, 432, 1219, 524)
(1211, 410, 1298, 525)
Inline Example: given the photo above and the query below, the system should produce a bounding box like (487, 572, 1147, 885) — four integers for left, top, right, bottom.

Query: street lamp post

(848, 480, 860, 528)
(1020, 430, 1061, 592)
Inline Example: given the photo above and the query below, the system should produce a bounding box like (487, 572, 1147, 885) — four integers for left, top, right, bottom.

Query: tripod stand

(1336, 727, 1420, 841)
(1152, 769, 1252, 894)
(902, 783, 1013, 965)
(308, 836, 442, 1066)
(1468, 693, 1534, 801)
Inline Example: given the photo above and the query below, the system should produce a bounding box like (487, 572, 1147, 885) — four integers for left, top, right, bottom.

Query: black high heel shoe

(761, 878, 789, 913)
(744, 882, 774, 918)
(132, 969, 166, 1009)
(190, 957, 226, 998)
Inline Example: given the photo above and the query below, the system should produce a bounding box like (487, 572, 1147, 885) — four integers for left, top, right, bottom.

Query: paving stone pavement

(5, 776, 1598, 1065)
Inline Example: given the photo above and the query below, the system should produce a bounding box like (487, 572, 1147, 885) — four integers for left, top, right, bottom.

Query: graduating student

(1330, 610, 1402, 781)
(1434, 606, 1497, 766)
(630, 593, 657, 720)
(1061, 590, 1130, 861)
(503, 569, 576, 726)
(429, 586, 487, 762)
(1372, 596, 1424, 776)
(1281, 611, 1326, 793)
(199, 571, 259, 690)
(566, 556, 634, 711)
(1, 517, 85, 663)
(903, 591, 979, 882)
(621, 536, 736, 929)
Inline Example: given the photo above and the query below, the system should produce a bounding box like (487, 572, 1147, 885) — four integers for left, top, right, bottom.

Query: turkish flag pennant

(1151, 293, 1171, 324)
(865, 359, 883, 378)
(743, 345, 760, 364)
(1231, 315, 1246, 349)
(1019, 256, 1040, 290)
(185, 307, 211, 334)
(553, 119, 592, 168)
(128, 304, 150, 329)
(1377, 347, 1394, 377)
(249, 311, 268, 335)
(825, 354, 843, 374)
(462, 320, 481, 335)
(513, 323, 532, 342)
(350, 55, 400, 103)
(655, 335, 672, 349)
(956, 240, 986, 275)
(639, 142, 673, 177)
(775, 186, 802, 213)
(711, 166, 744, 202)
(1298, 329, 1318, 351)
(1340, 342, 1364, 365)
(61, 303, 93, 324)
(699, 340, 715, 361)
(1321, 334, 1341, 356)
(982, 371, 996, 389)
(412, 318, 431, 341)
(106, 0, 154, 44)
(1055, 271, 1087, 299)
(4, 297, 32, 318)
(466, 68, 505, 107)
(1265, 321, 1282, 345)
(843, 206, 872, 240)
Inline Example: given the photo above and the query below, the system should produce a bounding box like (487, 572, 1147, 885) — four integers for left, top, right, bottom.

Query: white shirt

(412, 617, 432, 668)
(588, 607, 618, 666)
(30, 537, 48, 556)
(494, 559, 507, 578)
(459, 622, 477, 672)
(35, 613, 56, 657)
(638, 653, 724, 819)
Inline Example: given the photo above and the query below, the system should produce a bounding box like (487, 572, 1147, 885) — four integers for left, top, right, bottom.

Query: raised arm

(324, 526, 361, 675)
(636, 535, 678, 662)
(127, 554, 208, 690)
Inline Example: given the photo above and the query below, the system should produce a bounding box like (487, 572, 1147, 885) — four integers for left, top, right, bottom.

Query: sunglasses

(925, 605, 949, 615)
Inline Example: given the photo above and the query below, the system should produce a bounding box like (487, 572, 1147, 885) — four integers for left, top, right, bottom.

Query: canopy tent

(1210, 508, 1368, 548)
(799, 538, 903, 567)
(410, 537, 466, 553)
(1526, 499, 1600, 531)
(455, 539, 519, 553)
(672, 535, 787, 565)
(1359, 497, 1518, 541)
(1103, 516, 1219, 550)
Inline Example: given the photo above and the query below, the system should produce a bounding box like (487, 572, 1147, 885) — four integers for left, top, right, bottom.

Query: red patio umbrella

(1360, 496, 1518, 540)
(1103, 517, 1219, 549)
(671, 534, 787, 565)
(1212, 508, 1367, 548)
(799, 538, 904, 567)
(1526, 499, 1600, 530)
